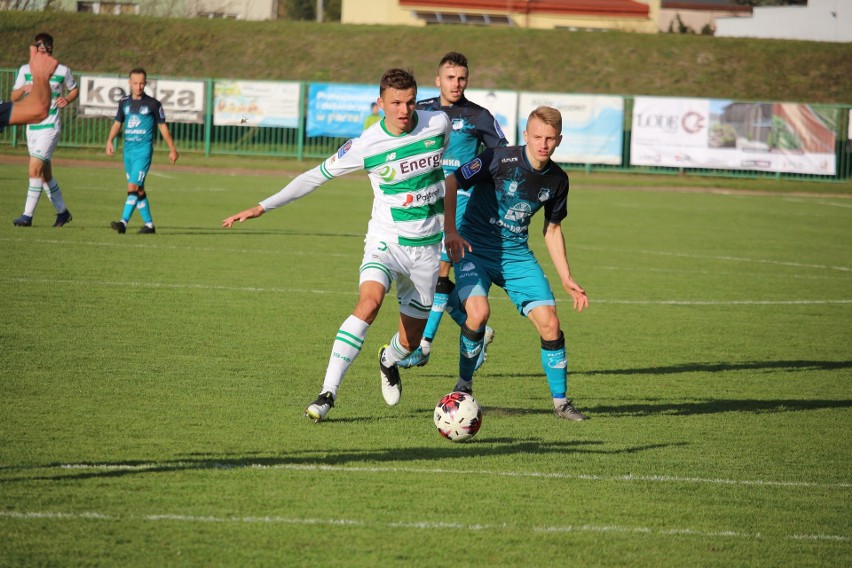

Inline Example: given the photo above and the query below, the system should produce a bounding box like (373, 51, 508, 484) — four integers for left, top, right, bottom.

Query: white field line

(38, 462, 852, 490)
(2, 275, 850, 306)
(3, 236, 851, 273)
(0, 509, 846, 543)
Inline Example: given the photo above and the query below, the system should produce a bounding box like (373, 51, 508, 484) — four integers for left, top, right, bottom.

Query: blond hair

(528, 106, 562, 134)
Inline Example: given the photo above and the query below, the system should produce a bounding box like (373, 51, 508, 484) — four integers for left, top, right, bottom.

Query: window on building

(77, 1, 139, 15)
(414, 11, 512, 26)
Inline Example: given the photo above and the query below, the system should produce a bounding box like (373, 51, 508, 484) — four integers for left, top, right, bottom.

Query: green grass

(1, 11, 851, 103)
(0, 161, 850, 566)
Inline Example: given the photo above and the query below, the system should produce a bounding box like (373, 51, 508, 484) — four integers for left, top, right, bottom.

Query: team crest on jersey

(538, 188, 552, 201)
(460, 158, 482, 180)
(378, 165, 396, 182)
(452, 118, 464, 131)
(507, 181, 518, 196)
(337, 139, 353, 158)
(140, 106, 149, 115)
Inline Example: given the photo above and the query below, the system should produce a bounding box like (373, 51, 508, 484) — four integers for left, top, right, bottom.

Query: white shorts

(26, 126, 61, 162)
(359, 238, 440, 320)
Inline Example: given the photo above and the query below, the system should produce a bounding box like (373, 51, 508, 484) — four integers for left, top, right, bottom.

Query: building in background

(22, 0, 280, 20)
(341, 0, 660, 33)
(716, 0, 851, 43)
(659, 0, 751, 34)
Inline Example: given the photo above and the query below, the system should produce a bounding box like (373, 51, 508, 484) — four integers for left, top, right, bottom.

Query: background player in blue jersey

(0, 45, 58, 130)
(443, 106, 590, 421)
(106, 68, 178, 235)
(398, 52, 507, 370)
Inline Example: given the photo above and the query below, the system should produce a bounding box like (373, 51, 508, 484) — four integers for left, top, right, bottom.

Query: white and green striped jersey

(259, 109, 451, 247)
(13, 63, 77, 131)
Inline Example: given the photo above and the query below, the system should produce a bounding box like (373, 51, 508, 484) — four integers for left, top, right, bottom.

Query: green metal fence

(2, 68, 849, 181)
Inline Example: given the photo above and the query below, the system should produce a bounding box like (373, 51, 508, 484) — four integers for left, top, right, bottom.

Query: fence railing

(2, 69, 849, 182)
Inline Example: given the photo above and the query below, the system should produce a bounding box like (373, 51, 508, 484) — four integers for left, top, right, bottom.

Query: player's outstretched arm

(222, 205, 265, 228)
(543, 221, 588, 312)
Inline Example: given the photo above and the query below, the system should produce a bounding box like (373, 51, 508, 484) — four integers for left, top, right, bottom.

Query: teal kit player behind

(398, 51, 508, 369)
(106, 68, 178, 234)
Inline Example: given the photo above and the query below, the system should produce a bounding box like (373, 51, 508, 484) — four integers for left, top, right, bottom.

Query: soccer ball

(434, 391, 482, 442)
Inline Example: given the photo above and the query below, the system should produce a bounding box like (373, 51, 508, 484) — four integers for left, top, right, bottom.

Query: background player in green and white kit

(443, 106, 590, 421)
(397, 52, 507, 370)
(222, 69, 451, 422)
(106, 68, 179, 235)
(11, 33, 78, 228)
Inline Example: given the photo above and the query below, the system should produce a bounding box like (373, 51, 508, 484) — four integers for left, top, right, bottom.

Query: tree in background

(279, 0, 341, 21)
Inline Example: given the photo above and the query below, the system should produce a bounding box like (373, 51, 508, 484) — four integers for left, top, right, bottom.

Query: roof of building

(398, 0, 652, 18)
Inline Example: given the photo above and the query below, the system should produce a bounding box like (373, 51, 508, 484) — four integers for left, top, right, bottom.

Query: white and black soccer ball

(434, 391, 482, 442)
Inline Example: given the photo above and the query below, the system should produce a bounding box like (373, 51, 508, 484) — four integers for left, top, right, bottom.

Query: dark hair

(379, 68, 417, 95)
(438, 52, 468, 69)
(34, 32, 54, 53)
(129, 68, 147, 79)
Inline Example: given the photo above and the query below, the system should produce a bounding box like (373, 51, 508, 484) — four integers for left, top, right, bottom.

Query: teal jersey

(416, 96, 508, 228)
(454, 146, 569, 253)
(115, 93, 166, 154)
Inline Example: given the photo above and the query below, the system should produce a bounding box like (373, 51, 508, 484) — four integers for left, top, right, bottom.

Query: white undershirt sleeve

(258, 166, 327, 211)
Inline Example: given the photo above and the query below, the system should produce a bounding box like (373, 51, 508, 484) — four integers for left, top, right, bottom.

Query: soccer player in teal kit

(398, 52, 507, 369)
(443, 106, 590, 421)
(106, 68, 178, 234)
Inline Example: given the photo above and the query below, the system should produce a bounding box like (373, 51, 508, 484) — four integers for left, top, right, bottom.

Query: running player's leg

(133, 152, 155, 232)
(452, 253, 493, 393)
(507, 255, 588, 421)
(14, 131, 49, 226)
(378, 243, 439, 404)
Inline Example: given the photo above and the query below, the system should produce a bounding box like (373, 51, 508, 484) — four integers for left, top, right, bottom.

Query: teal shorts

(453, 246, 556, 317)
(124, 149, 153, 188)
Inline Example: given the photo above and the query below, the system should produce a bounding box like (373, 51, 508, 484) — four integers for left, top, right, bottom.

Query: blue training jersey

(453, 146, 569, 251)
(114, 93, 166, 153)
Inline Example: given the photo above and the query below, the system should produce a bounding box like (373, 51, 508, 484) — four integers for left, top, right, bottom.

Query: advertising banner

(77, 75, 205, 123)
(517, 92, 624, 165)
(307, 83, 378, 138)
(466, 89, 518, 146)
(631, 97, 837, 175)
(306, 83, 439, 139)
(213, 80, 300, 128)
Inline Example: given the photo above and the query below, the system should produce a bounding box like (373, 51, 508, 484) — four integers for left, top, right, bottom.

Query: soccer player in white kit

(222, 68, 451, 422)
(11, 33, 78, 228)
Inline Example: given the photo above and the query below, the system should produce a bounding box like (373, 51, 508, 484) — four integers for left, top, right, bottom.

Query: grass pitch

(0, 159, 850, 566)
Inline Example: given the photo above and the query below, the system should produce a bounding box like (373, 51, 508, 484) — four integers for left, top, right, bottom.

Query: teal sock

(121, 193, 138, 223)
(541, 332, 567, 398)
(136, 194, 153, 225)
(458, 324, 485, 382)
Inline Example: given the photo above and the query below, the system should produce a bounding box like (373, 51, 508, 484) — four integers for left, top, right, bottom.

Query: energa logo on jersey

(378, 165, 396, 182)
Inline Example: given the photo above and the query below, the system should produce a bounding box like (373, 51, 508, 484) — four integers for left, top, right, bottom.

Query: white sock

(23, 177, 42, 217)
(43, 179, 66, 213)
(321, 315, 369, 397)
(380, 333, 412, 367)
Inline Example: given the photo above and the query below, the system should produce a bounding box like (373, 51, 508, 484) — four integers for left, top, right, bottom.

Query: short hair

(380, 68, 417, 95)
(528, 106, 562, 134)
(34, 32, 53, 53)
(129, 68, 147, 79)
(438, 52, 468, 70)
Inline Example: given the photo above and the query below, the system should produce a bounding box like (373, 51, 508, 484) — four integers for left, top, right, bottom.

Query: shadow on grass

(2, 440, 684, 483)
(591, 398, 852, 416)
(579, 360, 852, 376)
